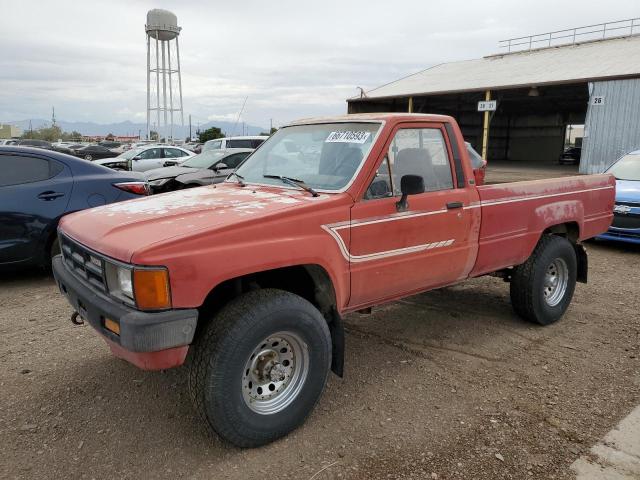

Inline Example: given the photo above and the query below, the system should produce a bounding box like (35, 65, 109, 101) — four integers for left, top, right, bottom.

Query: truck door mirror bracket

(396, 174, 425, 212)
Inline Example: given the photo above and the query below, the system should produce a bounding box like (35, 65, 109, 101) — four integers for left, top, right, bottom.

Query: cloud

(1, 0, 639, 128)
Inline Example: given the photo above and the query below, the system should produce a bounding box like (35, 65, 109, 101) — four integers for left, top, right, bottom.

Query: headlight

(105, 262, 171, 310)
(105, 263, 134, 302)
(149, 178, 171, 186)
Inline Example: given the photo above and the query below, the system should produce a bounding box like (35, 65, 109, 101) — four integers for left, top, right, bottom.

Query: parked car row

(202, 135, 268, 152)
(145, 149, 253, 193)
(96, 145, 194, 172)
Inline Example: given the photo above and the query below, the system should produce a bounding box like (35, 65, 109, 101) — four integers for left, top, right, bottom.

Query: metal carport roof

(350, 35, 640, 101)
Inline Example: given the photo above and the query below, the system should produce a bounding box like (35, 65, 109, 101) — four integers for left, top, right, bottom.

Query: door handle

(38, 191, 65, 201)
(446, 201, 463, 209)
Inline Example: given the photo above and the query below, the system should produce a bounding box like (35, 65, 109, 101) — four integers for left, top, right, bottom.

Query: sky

(1, 0, 639, 129)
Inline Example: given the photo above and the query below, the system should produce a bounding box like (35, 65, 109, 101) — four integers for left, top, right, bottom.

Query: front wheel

(188, 289, 332, 447)
(84, 154, 92, 161)
(510, 235, 577, 325)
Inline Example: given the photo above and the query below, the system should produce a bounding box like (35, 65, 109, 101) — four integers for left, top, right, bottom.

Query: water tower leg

(168, 41, 174, 142)
(155, 32, 161, 141)
(161, 40, 168, 142)
(176, 36, 184, 131)
(146, 35, 151, 140)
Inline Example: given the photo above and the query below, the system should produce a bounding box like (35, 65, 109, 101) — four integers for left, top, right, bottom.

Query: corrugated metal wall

(581, 79, 640, 173)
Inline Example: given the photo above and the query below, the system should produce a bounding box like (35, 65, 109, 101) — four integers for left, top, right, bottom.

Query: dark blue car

(596, 149, 640, 245)
(0, 146, 149, 269)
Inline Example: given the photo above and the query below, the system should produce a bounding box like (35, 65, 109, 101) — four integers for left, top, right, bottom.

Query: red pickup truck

(53, 113, 614, 447)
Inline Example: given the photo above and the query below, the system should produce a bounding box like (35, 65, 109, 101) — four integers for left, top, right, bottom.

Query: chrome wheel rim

(241, 331, 309, 415)
(543, 258, 568, 307)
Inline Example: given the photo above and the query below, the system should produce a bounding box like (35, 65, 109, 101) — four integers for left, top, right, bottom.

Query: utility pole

(270, 118, 273, 133)
(189, 114, 192, 140)
(51, 106, 56, 127)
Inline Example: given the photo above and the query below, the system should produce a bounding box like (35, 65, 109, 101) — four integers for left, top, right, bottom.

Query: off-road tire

(188, 288, 332, 447)
(510, 235, 577, 325)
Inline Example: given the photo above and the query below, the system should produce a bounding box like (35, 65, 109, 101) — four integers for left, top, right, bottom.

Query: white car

(95, 145, 194, 172)
(202, 135, 268, 152)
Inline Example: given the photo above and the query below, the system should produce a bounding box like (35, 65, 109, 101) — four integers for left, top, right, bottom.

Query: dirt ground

(1, 164, 639, 480)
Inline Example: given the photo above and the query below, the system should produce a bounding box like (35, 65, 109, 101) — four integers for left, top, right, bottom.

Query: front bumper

(52, 255, 198, 369)
(596, 231, 640, 245)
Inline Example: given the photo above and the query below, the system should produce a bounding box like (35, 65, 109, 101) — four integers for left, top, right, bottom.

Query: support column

(408, 96, 414, 113)
(481, 90, 491, 160)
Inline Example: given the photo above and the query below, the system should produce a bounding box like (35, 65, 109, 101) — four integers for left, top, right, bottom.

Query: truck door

(347, 123, 480, 308)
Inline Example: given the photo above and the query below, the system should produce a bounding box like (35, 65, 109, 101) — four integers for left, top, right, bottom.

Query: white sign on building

(477, 100, 497, 112)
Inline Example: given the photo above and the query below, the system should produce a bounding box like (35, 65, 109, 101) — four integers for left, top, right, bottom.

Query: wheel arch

(195, 263, 344, 376)
(542, 222, 587, 283)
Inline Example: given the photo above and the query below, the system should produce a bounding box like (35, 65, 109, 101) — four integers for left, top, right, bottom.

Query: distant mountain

(8, 118, 268, 139)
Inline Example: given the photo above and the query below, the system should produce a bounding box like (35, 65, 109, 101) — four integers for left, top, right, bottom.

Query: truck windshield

(607, 154, 640, 181)
(232, 122, 381, 191)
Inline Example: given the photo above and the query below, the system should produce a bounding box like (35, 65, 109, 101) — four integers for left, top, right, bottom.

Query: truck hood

(615, 179, 640, 203)
(59, 183, 325, 262)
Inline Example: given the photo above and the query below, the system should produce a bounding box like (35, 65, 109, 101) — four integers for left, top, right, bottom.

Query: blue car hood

(615, 179, 640, 203)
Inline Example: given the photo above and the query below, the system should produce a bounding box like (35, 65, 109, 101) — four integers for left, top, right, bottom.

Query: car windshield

(117, 148, 143, 159)
(607, 153, 640, 181)
(182, 151, 227, 168)
(233, 122, 381, 191)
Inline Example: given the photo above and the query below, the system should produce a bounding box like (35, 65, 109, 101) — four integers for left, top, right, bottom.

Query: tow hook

(70, 311, 84, 326)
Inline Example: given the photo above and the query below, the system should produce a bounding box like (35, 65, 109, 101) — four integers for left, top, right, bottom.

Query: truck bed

(470, 174, 615, 277)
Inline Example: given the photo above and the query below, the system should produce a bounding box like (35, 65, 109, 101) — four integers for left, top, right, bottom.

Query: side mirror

(132, 156, 141, 161)
(214, 162, 228, 171)
(396, 174, 425, 212)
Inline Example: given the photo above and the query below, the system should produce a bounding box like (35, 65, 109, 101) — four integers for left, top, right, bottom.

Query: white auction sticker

(325, 131, 371, 144)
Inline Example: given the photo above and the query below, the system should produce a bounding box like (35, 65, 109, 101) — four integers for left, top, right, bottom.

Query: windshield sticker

(325, 131, 371, 144)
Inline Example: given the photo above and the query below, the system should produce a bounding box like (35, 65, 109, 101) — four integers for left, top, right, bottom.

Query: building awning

(350, 35, 640, 101)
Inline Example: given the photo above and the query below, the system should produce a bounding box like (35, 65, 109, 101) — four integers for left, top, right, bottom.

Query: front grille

(612, 213, 640, 230)
(60, 235, 108, 292)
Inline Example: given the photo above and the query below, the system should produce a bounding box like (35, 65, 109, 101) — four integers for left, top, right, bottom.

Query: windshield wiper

(228, 171, 246, 187)
(263, 175, 319, 197)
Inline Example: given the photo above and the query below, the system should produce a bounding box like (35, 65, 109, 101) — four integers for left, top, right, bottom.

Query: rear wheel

(188, 289, 331, 447)
(84, 154, 92, 161)
(510, 235, 577, 325)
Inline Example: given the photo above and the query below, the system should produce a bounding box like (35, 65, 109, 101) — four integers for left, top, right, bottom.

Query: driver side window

(138, 148, 161, 159)
(388, 128, 454, 194)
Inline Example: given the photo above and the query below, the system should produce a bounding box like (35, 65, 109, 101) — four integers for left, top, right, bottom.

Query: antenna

(231, 97, 248, 137)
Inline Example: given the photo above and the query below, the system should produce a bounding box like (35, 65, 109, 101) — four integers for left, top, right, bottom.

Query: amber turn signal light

(104, 317, 120, 335)
(133, 268, 171, 310)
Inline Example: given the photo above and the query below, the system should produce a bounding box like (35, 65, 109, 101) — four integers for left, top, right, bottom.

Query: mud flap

(574, 243, 588, 283)
(328, 308, 344, 377)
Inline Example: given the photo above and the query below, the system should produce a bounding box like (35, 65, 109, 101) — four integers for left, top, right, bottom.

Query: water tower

(145, 9, 184, 142)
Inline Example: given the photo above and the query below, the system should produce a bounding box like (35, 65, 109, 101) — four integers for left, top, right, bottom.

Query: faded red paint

(105, 339, 188, 370)
(58, 114, 615, 368)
